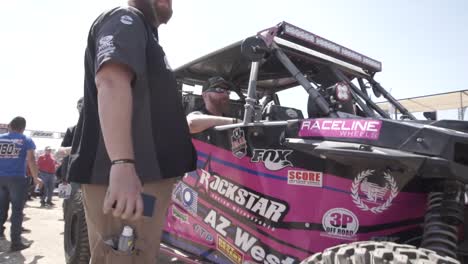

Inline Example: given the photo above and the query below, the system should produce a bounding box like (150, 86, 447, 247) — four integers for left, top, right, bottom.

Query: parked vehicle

(65, 22, 467, 264)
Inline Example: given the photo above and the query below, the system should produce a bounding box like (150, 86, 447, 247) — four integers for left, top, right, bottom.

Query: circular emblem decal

(183, 189, 193, 207)
(322, 208, 359, 238)
(351, 170, 399, 214)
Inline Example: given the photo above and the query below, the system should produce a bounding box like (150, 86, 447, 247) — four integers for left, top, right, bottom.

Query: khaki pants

(81, 177, 178, 264)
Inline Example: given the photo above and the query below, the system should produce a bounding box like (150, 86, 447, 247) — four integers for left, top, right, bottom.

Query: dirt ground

(0, 196, 65, 264)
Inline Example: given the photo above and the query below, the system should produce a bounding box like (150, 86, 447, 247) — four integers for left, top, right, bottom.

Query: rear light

(335, 82, 351, 102)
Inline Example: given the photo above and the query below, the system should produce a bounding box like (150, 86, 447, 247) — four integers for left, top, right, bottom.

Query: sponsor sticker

(287, 170, 322, 187)
(351, 170, 399, 214)
(120, 15, 133, 25)
(198, 169, 289, 225)
(231, 128, 247, 158)
(251, 149, 293, 171)
(172, 182, 198, 216)
(321, 208, 359, 240)
(234, 226, 297, 263)
(193, 224, 214, 243)
(299, 119, 382, 140)
(217, 236, 243, 264)
(204, 208, 298, 264)
(171, 206, 188, 223)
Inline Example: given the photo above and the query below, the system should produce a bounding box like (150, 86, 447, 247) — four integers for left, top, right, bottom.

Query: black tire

(301, 241, 460, 264)
(64, 189, 90, 264)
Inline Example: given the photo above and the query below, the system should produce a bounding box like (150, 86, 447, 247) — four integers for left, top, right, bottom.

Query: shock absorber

(421, 180, 465, 259)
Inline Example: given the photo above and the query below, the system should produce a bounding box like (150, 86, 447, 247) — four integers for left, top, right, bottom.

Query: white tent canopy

(376, 90, 468, 114)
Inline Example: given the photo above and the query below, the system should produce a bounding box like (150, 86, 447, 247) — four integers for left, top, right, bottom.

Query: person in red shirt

(37, 146, 56, 207)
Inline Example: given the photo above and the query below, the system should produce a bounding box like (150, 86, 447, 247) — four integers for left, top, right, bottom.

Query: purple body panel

(163, 139, 426, 263)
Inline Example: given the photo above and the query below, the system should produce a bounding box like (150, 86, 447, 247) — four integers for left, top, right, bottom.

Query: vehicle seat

(262, 105, 304, 121)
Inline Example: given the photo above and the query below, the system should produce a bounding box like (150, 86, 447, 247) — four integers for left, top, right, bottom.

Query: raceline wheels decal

(351, 170, 399, 214)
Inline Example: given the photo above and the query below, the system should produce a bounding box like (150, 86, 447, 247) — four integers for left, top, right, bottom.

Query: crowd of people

(0, 114, 77, 252)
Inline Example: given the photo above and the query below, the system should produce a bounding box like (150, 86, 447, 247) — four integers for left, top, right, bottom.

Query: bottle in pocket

(117, 226, 134, 253)
(58, 183, 72, 199)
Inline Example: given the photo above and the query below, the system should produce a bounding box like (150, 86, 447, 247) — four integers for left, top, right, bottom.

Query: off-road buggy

(64, 22, 468, 264)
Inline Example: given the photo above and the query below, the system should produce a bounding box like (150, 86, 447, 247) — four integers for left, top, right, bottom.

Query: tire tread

(300, 242, 460, 264)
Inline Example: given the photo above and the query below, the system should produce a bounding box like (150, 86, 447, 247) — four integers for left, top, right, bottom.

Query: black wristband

(111, 159, 135, 165)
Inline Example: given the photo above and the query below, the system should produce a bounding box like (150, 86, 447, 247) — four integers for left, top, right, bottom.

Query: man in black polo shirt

(187, 76, 240, 134)
(67, 0, 197, 263)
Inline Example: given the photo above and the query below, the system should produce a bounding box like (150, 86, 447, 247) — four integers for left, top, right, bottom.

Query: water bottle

(58, 183, 72, 199)
(117, 226, 134, 253)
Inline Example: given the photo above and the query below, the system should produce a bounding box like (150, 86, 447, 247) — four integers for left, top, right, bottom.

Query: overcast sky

(1, 0, 467, 148)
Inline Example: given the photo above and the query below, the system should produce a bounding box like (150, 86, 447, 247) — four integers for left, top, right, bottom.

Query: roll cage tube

(358, 78, 375, 111)
(243, 61, 261, 124)
(367, 77, 417, 120)
(271, 42, 334, 117)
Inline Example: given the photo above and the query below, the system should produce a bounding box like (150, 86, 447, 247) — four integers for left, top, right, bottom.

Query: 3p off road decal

(231, 128, 247, 158)
(251, 149, 293, 171)
(321, 208, 359, 240)
(193, 224, 214, 243)
(351, 170, 399, 214)
(299, 119, 382, 140)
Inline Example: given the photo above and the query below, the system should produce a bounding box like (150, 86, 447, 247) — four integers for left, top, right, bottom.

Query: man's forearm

(28, 161, 39, 179)
(97, 79, 134, 161)
(187, 115, 237, 134)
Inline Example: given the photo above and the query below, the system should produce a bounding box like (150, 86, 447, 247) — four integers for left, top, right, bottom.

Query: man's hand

(57, 147, 72, 156)
(33, 177, 43, 188)
(103, 164, 144, 221)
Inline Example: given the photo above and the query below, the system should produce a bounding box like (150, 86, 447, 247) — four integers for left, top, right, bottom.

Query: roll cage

(175, 21, 416, 123)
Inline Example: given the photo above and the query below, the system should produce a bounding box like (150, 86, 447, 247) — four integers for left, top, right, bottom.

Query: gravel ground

(0, 196, 65, 264)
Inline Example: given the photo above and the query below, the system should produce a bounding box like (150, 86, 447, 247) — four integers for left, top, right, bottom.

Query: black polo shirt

(61, 126, 75, 148)
(68, 6, 197, 184)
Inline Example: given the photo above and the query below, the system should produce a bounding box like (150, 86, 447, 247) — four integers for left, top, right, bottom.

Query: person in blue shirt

(0, 116, 42, 251)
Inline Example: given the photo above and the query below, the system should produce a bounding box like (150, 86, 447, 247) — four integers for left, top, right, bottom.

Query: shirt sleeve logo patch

(120, 15, 134, 25)
(99, 35, 113, 45)
(97, 35, 115, 59)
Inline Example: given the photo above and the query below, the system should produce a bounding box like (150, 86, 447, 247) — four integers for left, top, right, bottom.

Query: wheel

(301, 241, 460, 264)
(64, 189, 90, 264)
